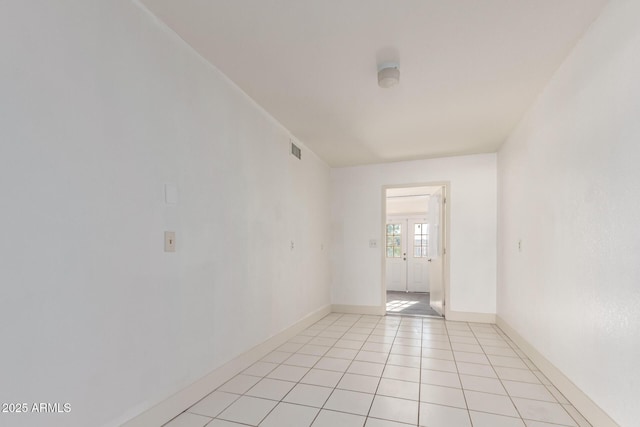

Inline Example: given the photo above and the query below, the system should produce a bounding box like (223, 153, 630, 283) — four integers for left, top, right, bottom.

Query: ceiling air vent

(291, 141, 302, 160)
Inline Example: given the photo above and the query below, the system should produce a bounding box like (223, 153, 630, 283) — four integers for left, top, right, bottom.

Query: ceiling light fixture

(378, 62, 400, 88)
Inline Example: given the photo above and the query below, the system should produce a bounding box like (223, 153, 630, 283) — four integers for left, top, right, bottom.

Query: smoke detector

(378, 63, 400, 88)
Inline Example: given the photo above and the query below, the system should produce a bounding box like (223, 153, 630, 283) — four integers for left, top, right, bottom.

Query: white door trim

(381, 182, 451, 317)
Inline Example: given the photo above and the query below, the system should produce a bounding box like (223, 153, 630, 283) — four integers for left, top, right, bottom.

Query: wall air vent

(291, 141, 302, 160)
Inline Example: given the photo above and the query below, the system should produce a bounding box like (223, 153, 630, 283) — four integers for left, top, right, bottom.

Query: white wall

(497, 1, 640, 425)
(0, 2, 331, 427)
(331, 154, 497, 314)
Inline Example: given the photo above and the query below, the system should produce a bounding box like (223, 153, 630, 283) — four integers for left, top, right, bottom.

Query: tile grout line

(362, 315, 402, 425)
(445, 320, 475, 427)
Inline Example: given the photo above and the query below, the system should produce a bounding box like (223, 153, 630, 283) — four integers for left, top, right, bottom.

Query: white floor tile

(387, 354, 421, 368)
(326, 347, 359, 360)
(301, 368, 344, 387)
(449, 336, 479, 344)
(345, 333, 370, 341)
(454, 351, 490, 364)
(494, 367, 541, 384)
(459, 374, 506, 395)
(377, 378, 419, 401)
(284, 353, 322, 368)
(355, 350, 389, 364)
(421, 369, 461, 388)
(366, 334, 395, 344)
(365, 417, 415, 427)
(206, 419, 247, 427)
(422, 348, 454, 360)
(299, 344, 332, 356)
(348, 361, 385, 377)
(451, 343, 484, 353)
(311, 409, 366, 427)
(261, 351, 293, 364)
(188, 391, 239, 418)
(369, 395, 419, 425)
(217, 396, 277, 425)
(218, 375, 261, 394)
(362, 342, 392, 353)
(464, 390, 519, 417)
(488, 354, 529, 369)
(512, 397, 577, 426)
(383, 365, 420, 382)
(470, 411, 526, 427)
(420, 383, 466, 408)
(283, 383, 333, 408)
(163, 412, 212, 427)
(421, 357, 457, 373)
(315, 357, 351, 372)
(337, 373, 380, 394)
(265, 364, 308, 382)
(288, 335, 314, 344)
(311, 337, 339, 347)
(524, 421, 574, 427)
(335, 339, 365, 350)
(394, 337, 421, 347)
(245, 378, 296, 401)
(502, 380, 557, 402)
(243, 361, 279, 377)
(482, 345, 519, 357)
(456, 362, 497, 378)
(418, 402, 471, 427)
(259, 402, 319, 427)
(324, 389, 374, 416)
(278, 342, 304, 353)
(390, 344, 422, 356)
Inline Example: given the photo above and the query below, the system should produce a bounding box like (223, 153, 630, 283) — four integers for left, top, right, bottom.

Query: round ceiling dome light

(378, 63, 400, 88)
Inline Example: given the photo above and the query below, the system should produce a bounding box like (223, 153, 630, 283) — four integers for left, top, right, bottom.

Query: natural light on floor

(386, 299, 419, 312)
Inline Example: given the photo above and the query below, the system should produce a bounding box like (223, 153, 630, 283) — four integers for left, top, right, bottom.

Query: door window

(386, 224, 402, 258)
(413, 223, 429, 257)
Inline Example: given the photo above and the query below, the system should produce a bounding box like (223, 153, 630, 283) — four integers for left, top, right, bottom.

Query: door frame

(381, 182, 451, 317)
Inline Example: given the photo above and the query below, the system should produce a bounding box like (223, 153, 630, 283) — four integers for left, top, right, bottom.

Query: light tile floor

(164, 313, 592, 427)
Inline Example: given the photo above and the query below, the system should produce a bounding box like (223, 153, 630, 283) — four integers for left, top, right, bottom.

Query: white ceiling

(140, 0, 608, 167)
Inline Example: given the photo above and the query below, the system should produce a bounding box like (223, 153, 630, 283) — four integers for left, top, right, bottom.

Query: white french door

(385, 221, 406, 291)
(385, 218, 429, 293)
(407, 220, 429, 292)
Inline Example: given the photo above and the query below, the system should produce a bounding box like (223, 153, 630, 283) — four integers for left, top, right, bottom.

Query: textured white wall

(331, 154, 497, 314)
(497, 1, 640, 425)
(0, 2, 331, 426)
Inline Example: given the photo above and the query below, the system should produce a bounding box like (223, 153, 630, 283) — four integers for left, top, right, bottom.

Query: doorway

(382, 184, 448, 317)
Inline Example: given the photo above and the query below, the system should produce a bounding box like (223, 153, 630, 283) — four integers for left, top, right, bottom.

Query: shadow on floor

(386, 291, 442, 317)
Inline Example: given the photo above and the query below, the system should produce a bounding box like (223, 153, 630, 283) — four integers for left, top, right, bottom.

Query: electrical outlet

(165, 231, 176, 252)
(369, 239, 378, 248)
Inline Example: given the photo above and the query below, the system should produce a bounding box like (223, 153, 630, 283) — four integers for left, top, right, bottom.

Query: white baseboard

(331, 304, 386, 316)
(446, 310, 496, 323)
(496, 316, 620, 427)
(119, 304, 332, 427)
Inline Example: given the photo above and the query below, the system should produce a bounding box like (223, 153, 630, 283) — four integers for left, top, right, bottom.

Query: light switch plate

(165, 231, 176, 252)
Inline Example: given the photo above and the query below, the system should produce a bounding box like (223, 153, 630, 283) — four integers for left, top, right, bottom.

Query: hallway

(386, 291, 441, 317)
(165, 313, 589, 427)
